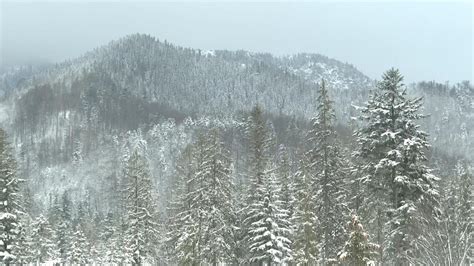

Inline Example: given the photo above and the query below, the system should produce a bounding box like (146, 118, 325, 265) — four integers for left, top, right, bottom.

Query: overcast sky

(1, 1, 472, 82)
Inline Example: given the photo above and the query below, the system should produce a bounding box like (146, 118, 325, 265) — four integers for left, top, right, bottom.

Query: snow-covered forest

(0, 34, 472, 265)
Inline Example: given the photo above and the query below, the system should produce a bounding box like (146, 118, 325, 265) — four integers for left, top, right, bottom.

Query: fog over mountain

(0, 2, 472, 265)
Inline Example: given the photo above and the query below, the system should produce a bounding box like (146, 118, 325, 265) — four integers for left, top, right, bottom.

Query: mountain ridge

(1, 33, 372, 108)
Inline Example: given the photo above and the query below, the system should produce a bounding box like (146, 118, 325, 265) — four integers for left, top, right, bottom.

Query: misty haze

(0, 1, 472, 265)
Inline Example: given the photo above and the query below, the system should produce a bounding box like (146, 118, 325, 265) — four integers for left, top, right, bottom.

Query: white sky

(1, 1, 472, 82)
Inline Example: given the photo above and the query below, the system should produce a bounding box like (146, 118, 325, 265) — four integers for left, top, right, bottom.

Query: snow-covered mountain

(282, 53, 371, 90)
(0, 33, 472, 211)
(1, 34, 371, 118)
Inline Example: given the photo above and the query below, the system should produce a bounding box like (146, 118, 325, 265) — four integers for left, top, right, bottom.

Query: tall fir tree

(347, 118, 364, 213)
(166, 145, 197, 264)
(199, 129, 236, 265)
(276, 144, 295, 263)
(307, 80, 347, 263)
(70, 225, 88, 265)
(293, 151, 319, 264)
(75, 201, 99, 261)
(167, 129, 236, 265)
(179, 133, 212, 265)
(12, 215, 33, 264)
(30, 214, 58, 263)
(242, 105, 273, 262)
(338, 214, 379, 265)
(231, 162, 247, 265)
(354, 68, 438, 264)
(245, 105, 274, 197)
(98, 212, 123, 264)
(124, 150, 160, 265)
(457, 161, 472, 265)
(48, 193, 73, 263)
(0, 128, 23, 263)
(243, 105, 292, 264)
(277, 144, 294, 220)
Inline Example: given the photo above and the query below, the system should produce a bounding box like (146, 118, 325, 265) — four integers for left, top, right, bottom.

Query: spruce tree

(70, 225, 88, 265)
(13, 215, 33, 264)
(99, 213, 122, 263)
(246, 105, 272, 198)
(30, 214, 58, 263)
(48, 193, 73, 263)
(167, 129, 236, 265)
(124, 150, 159, 265)
(199, 129, 235, 265)
(243, 105, 292, 264)
(293, 152, 319, 264)
(347, 119, 364, 213)
(177, 133, 210, 264)
(167, 141, 206, 265)
(167, 144, 194, 264)
(73, 202, 100, 263)
(354, 68, 438, 264)
(230, 163, 247, 265)
(458, 163, 473, 265)
(277, 144, 294, 220)
(338, 214, 379, 265)
(276, 144, 295, 263)
(242, 105, 275, 262)
(307, 80, 347, 263)
(55, 218, 72, 263)
(0, 128, 23, 263)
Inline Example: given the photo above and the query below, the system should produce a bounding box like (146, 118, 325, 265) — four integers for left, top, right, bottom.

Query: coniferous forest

(0, 33, 472, 265)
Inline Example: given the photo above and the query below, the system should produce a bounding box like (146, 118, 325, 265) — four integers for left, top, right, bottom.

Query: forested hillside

(0, 34, 472, 264)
